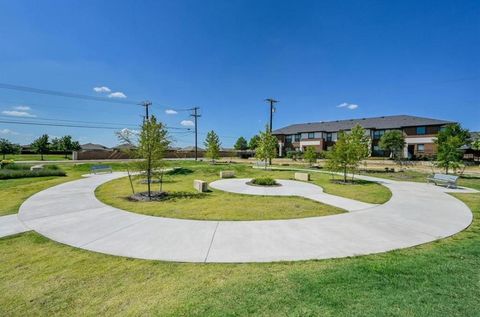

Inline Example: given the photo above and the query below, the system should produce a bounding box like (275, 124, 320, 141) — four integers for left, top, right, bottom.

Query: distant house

(113, 143, 137, 151)
(272, 115, 454, 158)
(179, 146, 205, 152)
(463, 132, 480, 162)
(80, 143, 111, 151)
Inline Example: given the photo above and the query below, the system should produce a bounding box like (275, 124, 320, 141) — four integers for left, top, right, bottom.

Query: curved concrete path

(17, 172, 476, 263)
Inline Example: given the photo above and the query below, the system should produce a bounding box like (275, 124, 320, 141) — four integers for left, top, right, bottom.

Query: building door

(407, 144, 415, 159)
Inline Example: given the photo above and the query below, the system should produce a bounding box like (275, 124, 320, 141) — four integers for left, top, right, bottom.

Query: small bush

(0, 168, 66, 179)
(250, 177, 278, 186)
(166, 167, 194, 175)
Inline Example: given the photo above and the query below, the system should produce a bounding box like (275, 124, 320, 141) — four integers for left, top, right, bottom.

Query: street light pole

(265, 98, 278, 132)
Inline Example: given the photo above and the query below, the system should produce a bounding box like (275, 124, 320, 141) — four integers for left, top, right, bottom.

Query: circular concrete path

(18, 172, 476, 263)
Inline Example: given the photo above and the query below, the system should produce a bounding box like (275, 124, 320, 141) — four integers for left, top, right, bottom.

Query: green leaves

(204, 130, 221, 162)
(379, 130, 406, 159)
(326, 124, 369, 182)
(255, 127, 277, 165)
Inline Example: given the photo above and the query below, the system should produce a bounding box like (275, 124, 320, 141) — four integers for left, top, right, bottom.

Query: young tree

(0, 138, 20, 159)
(31, 134, 50, 160)
(303, 146, 317, 167)
(234, 136, 248, 151)
(248, 134, 260, 150)
(255, 127, 277, 169)
(59, 135, 81, 158)
(379, 130, 406, 159)
(136, 115, 170, 199)
(204, 130, 221, 163)
(435, 123, 469, 174)
(325, 125, 369, 182)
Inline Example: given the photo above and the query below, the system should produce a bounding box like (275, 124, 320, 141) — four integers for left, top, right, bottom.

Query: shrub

(0, 159, 15, 169)
(250, 177, 278, 186)
(0, 168, 66, 179)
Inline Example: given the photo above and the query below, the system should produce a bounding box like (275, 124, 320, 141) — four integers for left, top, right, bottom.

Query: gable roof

(272, 115, 454, 135)
(80, 143, 110, 151)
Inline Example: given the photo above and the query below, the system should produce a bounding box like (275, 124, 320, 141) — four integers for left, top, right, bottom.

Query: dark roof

(272, 115, 454, 135)
(80, 143, 110, 151)
(113, 143, 137, 150)
(470, 132, 480, 141)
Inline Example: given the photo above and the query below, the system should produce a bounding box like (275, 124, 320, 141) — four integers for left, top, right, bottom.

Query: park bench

(220, 170, 235, 178)
(254, 161, 268, 168)
(294, 172, 310, 181)
(91, 165, 112, 174)
(427, 173, 459, 189)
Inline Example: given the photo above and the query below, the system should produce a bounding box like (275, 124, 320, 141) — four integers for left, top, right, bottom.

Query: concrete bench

(193, 180, 208, 192)
(254, 161, 268, 167)
(30, 164, 44, 171)
(427, 173, 459, 189)
(220, 170, 235, 178)
(91, 165, 112, 174)
(294, 172, 310, 181)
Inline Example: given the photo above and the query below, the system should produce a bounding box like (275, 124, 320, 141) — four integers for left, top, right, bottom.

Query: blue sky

(0, 0, 478, 147)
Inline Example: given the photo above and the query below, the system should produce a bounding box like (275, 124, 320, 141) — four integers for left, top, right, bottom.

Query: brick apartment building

(272, 115, 454, 158)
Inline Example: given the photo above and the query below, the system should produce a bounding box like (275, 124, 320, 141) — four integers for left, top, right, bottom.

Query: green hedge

(250, 177, 278, 186)
(0, 168, 66, 179)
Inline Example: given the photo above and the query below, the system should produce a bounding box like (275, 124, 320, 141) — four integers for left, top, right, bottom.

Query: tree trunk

(41, 153, 44, 161)
(343, 166, 347, 183)
(147, 156, 152, 199)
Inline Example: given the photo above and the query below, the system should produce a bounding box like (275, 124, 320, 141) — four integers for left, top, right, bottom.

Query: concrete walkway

(17, 172, 476, 263)
(0, 214, 29, 238)
(210, 178, 376, 211)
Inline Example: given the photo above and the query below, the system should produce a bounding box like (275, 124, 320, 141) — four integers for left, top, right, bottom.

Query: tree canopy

(255, 127, 277, 169)
(326, 124, 369, 182)
(204, 130, 221, 163)
(303, 146, 317, 166)
(248, 135, 260, 150)
(31, 134, 50, 161)
(379, 130, 406, 159)
(435, 123, 469, 174)
(234, 137, 248, 151)
(0, 138, 20, 159)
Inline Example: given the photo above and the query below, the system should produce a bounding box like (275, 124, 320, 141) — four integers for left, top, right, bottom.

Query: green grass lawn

(3, 154, 72, 161)
(0, 192, 478, 316)
(95, 162, 390, 220)
(360, 169, 480, 191)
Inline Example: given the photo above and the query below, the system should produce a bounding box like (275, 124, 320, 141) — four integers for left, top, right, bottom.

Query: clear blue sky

(0, 0, 478, 147)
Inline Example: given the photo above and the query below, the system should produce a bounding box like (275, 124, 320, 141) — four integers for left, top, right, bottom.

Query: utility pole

(190, 107, 201, 160)
(265, 98, 278, 132)
(141, 101, 152, 122)
(265, 98, 278, 165)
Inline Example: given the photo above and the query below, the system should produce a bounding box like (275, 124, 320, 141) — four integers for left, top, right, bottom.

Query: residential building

(272, 115, 454, 158)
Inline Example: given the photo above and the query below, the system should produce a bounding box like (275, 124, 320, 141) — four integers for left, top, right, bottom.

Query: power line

(0, 82, 141, 105)
(0, 115, 139, 127)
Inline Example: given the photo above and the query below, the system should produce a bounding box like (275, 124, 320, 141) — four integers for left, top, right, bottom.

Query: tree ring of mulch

(128, 191, 168, 201)
(245, 181, 282, 187)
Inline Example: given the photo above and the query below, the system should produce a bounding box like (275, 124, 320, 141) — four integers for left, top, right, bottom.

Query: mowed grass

(0, 162, 129, 216)
(3, 154, 71, 161)
(0, 192, 478, 316)
(95, 162, 390, 220)
(360, 169, 480, 191)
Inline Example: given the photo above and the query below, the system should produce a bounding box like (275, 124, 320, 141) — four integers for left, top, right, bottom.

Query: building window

(417, 144, 425, 152)
(373, 130, 385, 139)
(326, 133, 332, 142)
(294, 134, 301, 142)
(285, 135, 292, 143)
(308, 132, 315, 139)
(416, 126, 426, 135)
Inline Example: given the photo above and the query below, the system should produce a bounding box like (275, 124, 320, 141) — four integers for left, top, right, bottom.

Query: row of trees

(30, 135, 81, 160)
(234, 135, 260, 151)
(0, 135, 81, 160)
